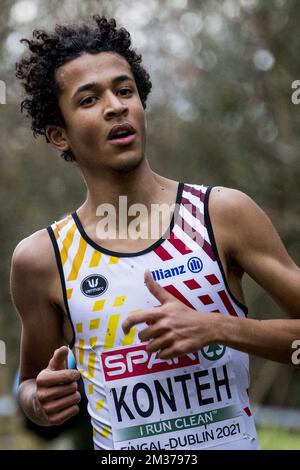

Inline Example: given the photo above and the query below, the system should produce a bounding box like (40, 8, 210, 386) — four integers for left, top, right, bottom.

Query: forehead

(56, 52, 134, 95)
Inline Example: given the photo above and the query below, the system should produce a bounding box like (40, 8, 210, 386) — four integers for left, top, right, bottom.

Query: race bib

(100, 343, 246, 450)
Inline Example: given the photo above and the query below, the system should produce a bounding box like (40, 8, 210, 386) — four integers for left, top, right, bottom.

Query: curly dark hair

(16, 15, 152, 161)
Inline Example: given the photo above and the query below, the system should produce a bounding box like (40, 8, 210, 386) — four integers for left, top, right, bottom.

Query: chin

(111, 152, 144, 174)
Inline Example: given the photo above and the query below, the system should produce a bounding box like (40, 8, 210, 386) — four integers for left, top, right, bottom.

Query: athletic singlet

(47, 183, 259, 450)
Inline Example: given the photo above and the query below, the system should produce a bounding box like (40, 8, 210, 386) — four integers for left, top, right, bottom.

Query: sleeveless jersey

(47, 183, 259, 450)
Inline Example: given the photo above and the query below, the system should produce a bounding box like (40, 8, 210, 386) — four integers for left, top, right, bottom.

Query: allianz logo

(151, 256, 203, 281)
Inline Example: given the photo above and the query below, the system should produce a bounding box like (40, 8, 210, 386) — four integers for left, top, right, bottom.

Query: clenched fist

(34, 346, 81, 426)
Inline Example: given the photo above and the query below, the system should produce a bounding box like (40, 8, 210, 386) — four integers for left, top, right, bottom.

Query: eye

(80, 96, 98, 106)
(118, 88, 133, 96)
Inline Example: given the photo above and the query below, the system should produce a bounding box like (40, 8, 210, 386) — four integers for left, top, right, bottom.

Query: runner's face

(55, 52, 146, 172)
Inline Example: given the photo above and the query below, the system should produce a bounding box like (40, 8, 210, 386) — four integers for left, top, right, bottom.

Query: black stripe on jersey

(47, 226, 76, 348)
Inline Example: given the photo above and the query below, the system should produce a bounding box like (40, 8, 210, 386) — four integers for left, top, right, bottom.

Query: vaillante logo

(87, 278, 99, 288)
(151, 256, 203, 281)
(81, 274, 108, 297)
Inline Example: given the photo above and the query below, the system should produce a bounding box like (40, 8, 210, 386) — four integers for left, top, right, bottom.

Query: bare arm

(209, 187, 300, 363)
(122, 188, 300, 364)
(211, 187, 300, 317)
(11, 229, 81, 426)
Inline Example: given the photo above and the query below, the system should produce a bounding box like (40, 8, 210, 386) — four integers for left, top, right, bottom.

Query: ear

(45, 125, 70, 153)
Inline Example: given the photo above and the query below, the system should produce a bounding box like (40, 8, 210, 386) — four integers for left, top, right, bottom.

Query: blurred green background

(1, 0, 300, 449)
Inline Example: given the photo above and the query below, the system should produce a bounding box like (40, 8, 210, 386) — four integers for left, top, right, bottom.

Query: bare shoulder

(11, 228, 56, 278)
(208, 186, 273, 238)
(208, 186, 294, 270)
(208, 186, 279, 259)
(11, 228, 59, 316)
(208, 186, 263, 220)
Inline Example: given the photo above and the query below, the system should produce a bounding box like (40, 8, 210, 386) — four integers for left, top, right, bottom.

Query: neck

(78, 158, 178, 223)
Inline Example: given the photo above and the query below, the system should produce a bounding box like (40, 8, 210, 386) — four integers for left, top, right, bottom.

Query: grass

(257, 426, 300, 450)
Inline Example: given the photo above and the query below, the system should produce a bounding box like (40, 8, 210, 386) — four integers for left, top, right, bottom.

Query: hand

(122, 270, 221, 359)
(35, 346, 81, 426)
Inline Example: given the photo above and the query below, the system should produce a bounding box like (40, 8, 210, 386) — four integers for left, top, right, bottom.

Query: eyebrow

(72, 75, 134, 100)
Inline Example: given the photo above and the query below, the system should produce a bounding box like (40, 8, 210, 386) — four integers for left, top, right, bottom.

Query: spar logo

(101, 344, 200, 382)
(81, 274, 108, 297)
(201, 344, 226, 361)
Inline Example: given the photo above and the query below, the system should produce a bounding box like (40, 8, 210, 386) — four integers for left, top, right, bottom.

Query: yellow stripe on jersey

(53, 216, 71, 240)
(99, 426, 111, 438)
(89, 250, 102, 268)
(71, 346, 77, 364)
(67, 288, 73, 299)
(89, 336, 97, 349)
(78, 339, 84, 365)
(67, 237, 87, 281)
(104, 314, 121, 350)
(122, 310, 142, 346)
(54, 227, 59, 240)
(87, 352, 96, 379)
(113, 296, 126, 307)
(89, 318, 100, 330)
(60, 223, 76, 266)
(109, 256, 119, 264)
(123, 327, 137, 346)
(96, 399, 105, 410)
(88, 384, 94, 395)
(93, 300, 106, 311)
(76, 322, 83, 333)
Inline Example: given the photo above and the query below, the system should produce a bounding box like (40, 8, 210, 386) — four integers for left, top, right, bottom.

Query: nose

(103, 91, 128, 120)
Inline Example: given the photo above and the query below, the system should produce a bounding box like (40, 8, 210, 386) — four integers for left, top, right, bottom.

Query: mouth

(107, 123, 137, 146)
(108, 133, 136, 146)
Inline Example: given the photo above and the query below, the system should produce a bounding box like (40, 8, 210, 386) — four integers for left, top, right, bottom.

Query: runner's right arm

(11, 229, 81, 426)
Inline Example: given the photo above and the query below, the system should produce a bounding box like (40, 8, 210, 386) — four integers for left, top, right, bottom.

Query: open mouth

(108, 128, 136, 146)
(107, 122, 136, 145)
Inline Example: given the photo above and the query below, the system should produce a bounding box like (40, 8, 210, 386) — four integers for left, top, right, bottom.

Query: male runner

(11, 16, 300, 450)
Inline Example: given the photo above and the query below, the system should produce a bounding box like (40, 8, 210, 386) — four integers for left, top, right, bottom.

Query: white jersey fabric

(48, 183, 259, 450)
